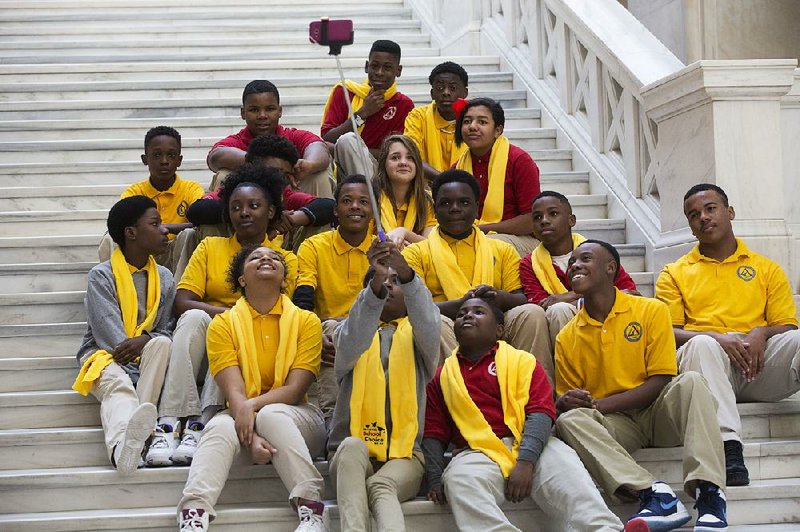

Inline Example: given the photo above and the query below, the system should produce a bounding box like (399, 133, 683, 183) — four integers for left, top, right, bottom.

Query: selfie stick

(316, 17, 387, 242)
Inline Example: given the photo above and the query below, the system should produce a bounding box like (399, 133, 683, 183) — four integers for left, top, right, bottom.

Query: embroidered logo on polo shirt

(361, 422, 386, 445)
(383, 106, 397, 121)
(488, 361, 497, 376)
(737, 265, 756, 282)
(624, 321, 643, 342)
(177, 200, 189, 217)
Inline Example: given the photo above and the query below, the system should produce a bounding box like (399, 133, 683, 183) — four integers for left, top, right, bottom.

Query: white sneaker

(172, 421, 203, 465)
(295, 504, 326, 532)
(178, 508, 209, 532)
(115, 403, 157, 475)
(145, 423, 177, 467)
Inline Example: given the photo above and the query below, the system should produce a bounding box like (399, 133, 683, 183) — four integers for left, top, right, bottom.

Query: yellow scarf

(440, 341, 536, 477)
(321, 79, 398, 133)
(530, 233, 586, 295)
(379, 193, 418, 233)
(73, 248, 161, 395)
(225, 295, 301, 399)
(427, 227, 494, 300)
(455, 135, 510, 224)
(350, 318, 417, 461)
(422, 102, 467, 172)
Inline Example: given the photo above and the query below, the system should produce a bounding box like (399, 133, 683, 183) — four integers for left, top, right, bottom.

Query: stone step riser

(0, 271, 89, 294)
(0, 244, 98, 266)
(0, 333, 83, 358)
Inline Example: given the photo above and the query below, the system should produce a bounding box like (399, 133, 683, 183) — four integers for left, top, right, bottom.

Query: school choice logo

(624, 322, 643, 342)
(362, 422, 386, 445)
(737, 265, 756, 282)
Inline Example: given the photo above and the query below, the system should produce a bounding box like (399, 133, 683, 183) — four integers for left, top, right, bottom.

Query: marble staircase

(0, 0, 797, 530)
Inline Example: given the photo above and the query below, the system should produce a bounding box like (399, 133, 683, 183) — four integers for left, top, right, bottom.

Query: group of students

(72, 37, 800, 532)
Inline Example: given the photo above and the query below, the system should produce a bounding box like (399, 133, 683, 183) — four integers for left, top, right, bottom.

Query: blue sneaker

(694, 482, 728, 531)
(627, 481, 691, 532)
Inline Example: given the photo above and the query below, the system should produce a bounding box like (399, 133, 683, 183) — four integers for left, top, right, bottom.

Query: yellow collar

(575, 288, 631, 327)
(332, 229, 371, 255)
(440, 228, 476, 248)
(143, 173, 181, 195)
(244, 296, 283, 318)
(687, 238, 750, 264)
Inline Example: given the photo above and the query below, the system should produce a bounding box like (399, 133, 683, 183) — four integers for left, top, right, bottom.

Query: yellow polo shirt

(402, 229, 522, 302)
(178, 235, 298, 307)
(388, 199, 437, 233)
(206, 297, 321, 392)
(404, 102, 468, 172)
(296, 230, 372, 319)
(656, 240, 797, 333)
(555, 290, 677, 398)
(121, 174, 204, 240)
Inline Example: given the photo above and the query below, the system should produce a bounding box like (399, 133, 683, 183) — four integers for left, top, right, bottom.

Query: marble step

(0, 262, 95, 294)
(0, 0, 401, 8)
(0, 89, 529, 122)
(0, 71, 514, 104)
(0, 291, 85, 326)
(0, 56, 502, 84)
(0, 108, 543, 142)
(0, 390, 99, 430)
(0, 356, 77, 393)
(0, 328, 83, 357)
(0, 128, 558, 166)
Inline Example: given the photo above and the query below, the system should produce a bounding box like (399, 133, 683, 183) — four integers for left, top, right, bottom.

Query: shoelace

(298, 506, 315, 522)
(179, 510, 206, 532)
(181, 433, 199, 447)
(695, 487, 725, 518)
(150, 434, 170, 449)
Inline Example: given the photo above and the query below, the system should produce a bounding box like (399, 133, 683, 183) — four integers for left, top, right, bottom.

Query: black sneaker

(694, 482, 728, 531)
(723, 440, 749, 486)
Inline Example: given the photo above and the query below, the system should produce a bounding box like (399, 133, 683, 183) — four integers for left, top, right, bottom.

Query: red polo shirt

(520, 253, 637, 305)
(320, 85, 415, 150)
(209, 125, 323, 160)
(457, 143, 541, 221)
(424, 344, 555, 447)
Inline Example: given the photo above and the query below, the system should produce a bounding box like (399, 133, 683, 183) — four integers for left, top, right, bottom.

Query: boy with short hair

(293, 175, 375, 425)
(404, 61, 470, 180)
(423, 296, 624, 532)
(328, 239, 440, 531)
(656, 183, 800, 487)
(321, 39, 414, 178)
(521, 191, 638, 347)
(98, 126, 204, 271)
(402, 170, 553, 381)
(74, 196, 179, 474)
(208, 80, 333, 198)
(555, 239, 727, 532)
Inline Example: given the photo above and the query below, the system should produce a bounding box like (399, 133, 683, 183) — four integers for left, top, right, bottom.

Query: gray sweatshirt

(328, 273, 440, 456)
(76, 260, 176, 369)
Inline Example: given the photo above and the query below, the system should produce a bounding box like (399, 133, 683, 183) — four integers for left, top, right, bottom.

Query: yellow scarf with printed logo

(350, 318, 417, 461)
(422, 102, 467, 172)
(379, 193, 418, 233)
(530, 233, 586, 295)
(427, 227, 494, 300)
(322, 79, 398, 133)
(225, 295, 300, 399)
(455, 135, 510, 225)
(73, 248, 161, 395)
(440, 341, 536, 477)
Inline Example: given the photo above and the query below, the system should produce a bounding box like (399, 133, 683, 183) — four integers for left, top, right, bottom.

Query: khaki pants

(486, 233, 538, 259)
(555, 372, 725, 500)
(334, 132, 377, 180)
(545, 302, 578, 350)
(210, 164, 334, 199)
(440, 304, 554, 385)
(178, 403, 326, 518)
(442, 436, 623, 532)
(677, 330, 800, 443)
(165, 309, 213, 419)
(311, 319, 339, 428)
(330, 436, 424, 532)
(98, 232, 183, 273)
(86, 336, 171, 462)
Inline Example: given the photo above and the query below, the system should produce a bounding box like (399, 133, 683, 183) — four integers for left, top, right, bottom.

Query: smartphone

(309, 18, 354, 49)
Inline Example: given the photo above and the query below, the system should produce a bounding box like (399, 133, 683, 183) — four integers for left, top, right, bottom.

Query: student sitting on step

(422, 296, 624, 532)
(520, 191, 638, 350)
(554, 239, 727, 532)
(98, 126, 204, 272)
(179, 134, 335, 268)
(328, 239, 439, 532)
(453, 98, 541, 258)
(207, 79, 334, 198)
(321, 39, 414, 179)
(168, 165, 299, 465)
(74, 196, 178, 474)
(402, 170, 553, 381)
(178, 246, 327, 532)
(404, 61, 470, 181)
(292, 175, 374, 427)
(374, 134, 437, 249)
(656, 183, 800, 488)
